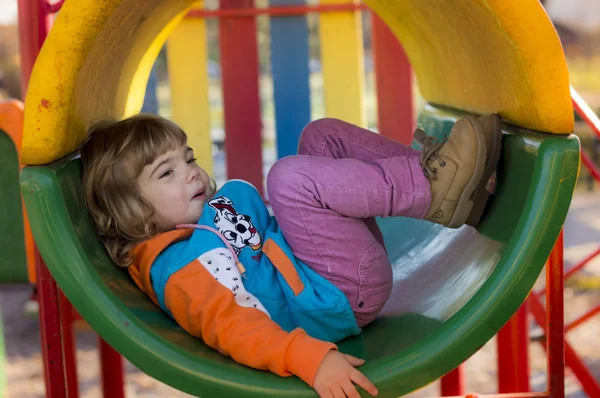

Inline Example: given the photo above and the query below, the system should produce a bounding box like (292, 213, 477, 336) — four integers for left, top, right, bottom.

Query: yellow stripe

(167, 2, 212, 174)
(319, 0, 366, 127)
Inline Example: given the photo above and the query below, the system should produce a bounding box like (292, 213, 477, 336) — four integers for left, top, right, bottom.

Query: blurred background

(0, 0, 599, 397)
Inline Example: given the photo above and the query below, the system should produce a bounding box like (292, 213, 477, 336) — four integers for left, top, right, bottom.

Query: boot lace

(415, 128, 447, 181)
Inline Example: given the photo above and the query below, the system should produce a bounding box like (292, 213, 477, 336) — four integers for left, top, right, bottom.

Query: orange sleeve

(164, 260, 337, 386)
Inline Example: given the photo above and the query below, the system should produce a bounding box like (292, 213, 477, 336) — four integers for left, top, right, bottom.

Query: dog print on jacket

(209, 196, 262, 255)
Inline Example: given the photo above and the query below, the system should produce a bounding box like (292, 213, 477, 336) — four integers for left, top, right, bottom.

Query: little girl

(81, 114, 501, 398)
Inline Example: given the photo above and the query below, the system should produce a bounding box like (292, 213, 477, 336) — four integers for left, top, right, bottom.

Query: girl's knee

(355, 243, 393, 326)
(298, 118, 341, 155)
(266, 156, 309, 199)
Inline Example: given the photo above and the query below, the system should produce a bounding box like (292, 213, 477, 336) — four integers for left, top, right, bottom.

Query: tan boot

(465, 114, 503, 226)
(416, 117, 487, 228)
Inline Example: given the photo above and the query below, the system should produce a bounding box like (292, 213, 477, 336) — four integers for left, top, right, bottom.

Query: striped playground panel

(161, 1, 413, 190)
(371, 13, 415, 145)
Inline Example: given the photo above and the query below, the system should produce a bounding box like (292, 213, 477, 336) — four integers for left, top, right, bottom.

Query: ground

(1, 191, 599, 397)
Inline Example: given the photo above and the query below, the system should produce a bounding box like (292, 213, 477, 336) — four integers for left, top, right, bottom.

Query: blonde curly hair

(81, 114, 189, 267)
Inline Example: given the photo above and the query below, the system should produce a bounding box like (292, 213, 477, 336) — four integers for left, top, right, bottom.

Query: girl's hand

(313, 351, 378, 398)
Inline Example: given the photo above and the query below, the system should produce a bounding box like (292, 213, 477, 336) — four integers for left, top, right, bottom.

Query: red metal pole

(564, 244, 600, 280)
(580, 151, 600, 182)
(19, 2, 71, 396)
(17, 0, 41, 95)
(546, 232, 565, 398)
(17, 0, 53, 96)
(572, 87, 600, 139)
(99, 338, 126, 398)
(534, 241, 600, 297)
(564, 305, 600, 333)
(59, 290, 80, 398)
(529, 294, 600, 398)
(36, 251, 67, 398)
(564, 340, 600, 397)
(440, 393, 547, 398)
(371, 13, 415, 145)
(440, 366, 465, 396)
(37, 0, 53, 49)
(497, 304, 530, 393)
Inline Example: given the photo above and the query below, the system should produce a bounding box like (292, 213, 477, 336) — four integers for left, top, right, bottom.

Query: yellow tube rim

(22, 0, 573, 165)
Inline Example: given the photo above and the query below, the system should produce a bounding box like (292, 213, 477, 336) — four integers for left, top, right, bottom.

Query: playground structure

(1, 0, 600, 397)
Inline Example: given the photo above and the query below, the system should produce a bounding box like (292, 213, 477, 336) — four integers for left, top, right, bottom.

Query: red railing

(530, 87, 600, 397)
(17, 1, 125, 398)
(517, 88, 600, 398)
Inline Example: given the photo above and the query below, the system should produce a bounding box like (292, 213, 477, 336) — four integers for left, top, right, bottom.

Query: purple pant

(266, 118, 431, 327)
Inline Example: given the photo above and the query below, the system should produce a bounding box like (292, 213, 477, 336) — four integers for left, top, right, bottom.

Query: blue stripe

(269, 0, 311, 159)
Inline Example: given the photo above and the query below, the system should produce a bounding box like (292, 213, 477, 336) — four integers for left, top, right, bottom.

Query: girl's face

(137, 144, 212, 231)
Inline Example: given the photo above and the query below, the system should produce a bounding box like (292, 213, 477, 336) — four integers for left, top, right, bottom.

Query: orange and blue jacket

(129, 180, 360, 386)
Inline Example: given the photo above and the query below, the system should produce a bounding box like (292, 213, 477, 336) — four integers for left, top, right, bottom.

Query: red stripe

(371, 14, 414, 145)
(219, 0, 264, 194)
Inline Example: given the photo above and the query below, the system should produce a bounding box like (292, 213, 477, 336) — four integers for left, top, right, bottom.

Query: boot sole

(447, 118, 488, 228)
(465, 114, 503, 227)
